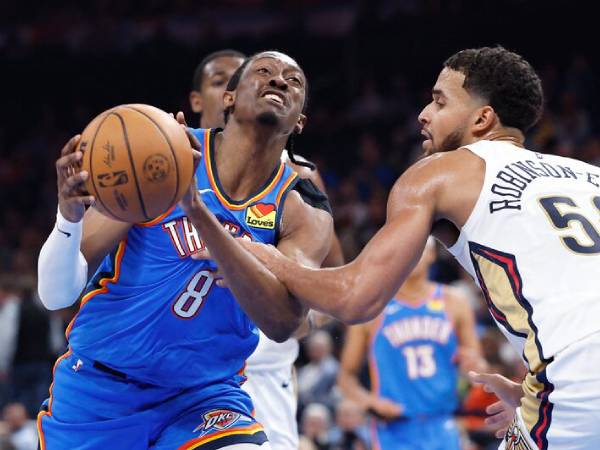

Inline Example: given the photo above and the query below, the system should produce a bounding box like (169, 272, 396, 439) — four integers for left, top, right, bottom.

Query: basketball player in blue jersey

(36, 51, 333, 449)
(188, 49, 343, 450)
(338, 238, 485, 450)
(189, 49, 344, 267)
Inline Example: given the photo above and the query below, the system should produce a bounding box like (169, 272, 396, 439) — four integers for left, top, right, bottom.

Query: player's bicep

(81, 207, 131, 275)
(354, 182, 437, 299)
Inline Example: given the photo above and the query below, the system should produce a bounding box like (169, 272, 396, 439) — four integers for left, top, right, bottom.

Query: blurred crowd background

(0, 0, 598, 449)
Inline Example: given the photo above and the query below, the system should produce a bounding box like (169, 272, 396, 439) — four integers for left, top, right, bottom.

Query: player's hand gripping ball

(79, 104, 194, 223)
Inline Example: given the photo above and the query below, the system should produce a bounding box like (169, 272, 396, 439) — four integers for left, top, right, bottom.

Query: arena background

(0, 1, 597, 449)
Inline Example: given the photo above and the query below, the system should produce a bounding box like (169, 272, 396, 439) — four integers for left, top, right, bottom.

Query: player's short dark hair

(224, 51, 314, 169)
(444, 46, 543, 132)
(191, 49, 246, 91)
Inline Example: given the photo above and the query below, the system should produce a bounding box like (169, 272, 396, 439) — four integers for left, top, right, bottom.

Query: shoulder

(282, 149, 327, 191)
(391, 149, 482, 191)
(387, 149, 485, 221)
(281, 189, 333, 231)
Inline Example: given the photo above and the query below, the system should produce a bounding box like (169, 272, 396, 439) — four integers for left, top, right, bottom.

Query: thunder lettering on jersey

(67, 128, 299, 388)
(369, 286, 458, 418)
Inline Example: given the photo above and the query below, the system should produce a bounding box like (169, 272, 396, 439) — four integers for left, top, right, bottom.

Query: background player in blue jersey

(187, 48, 344, 450)
(36, 51, 333, 449)
(337, 238, 486, 450)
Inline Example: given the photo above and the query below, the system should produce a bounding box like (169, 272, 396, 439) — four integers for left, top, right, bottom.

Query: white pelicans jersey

(448, 140, 600, 374)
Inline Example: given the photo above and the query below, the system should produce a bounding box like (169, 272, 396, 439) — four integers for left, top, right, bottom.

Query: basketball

(79, 104, 194, 223)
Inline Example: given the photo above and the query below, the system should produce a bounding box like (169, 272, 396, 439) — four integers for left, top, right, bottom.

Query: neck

(476, 126, 526, 148)
(213, 119, 288, 200)
(395, 272, 432, 304)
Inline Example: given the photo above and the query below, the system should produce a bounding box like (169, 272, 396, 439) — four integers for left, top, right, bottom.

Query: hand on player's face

(56, 135, 95, 222)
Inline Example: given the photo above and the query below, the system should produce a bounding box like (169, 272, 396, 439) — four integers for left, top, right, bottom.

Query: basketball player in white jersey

(189, 50, 343, 450)
(240, 46, 600, 450)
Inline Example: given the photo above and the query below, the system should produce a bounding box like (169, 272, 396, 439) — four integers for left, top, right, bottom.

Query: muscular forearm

(187, 202, 305, 342)
(274, 256, 395, 324)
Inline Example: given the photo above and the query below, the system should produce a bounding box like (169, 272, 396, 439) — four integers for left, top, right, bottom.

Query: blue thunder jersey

(67, 128, 299, 388)
(369, 286, 459, 417)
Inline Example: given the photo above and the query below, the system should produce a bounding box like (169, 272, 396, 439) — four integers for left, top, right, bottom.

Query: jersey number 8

(172, 270, 215, 319)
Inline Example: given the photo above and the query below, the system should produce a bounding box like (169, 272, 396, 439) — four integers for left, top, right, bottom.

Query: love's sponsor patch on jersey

(245, 203, 276, 229)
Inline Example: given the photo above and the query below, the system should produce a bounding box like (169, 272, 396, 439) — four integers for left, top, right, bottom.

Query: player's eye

(257, 67, 270, 75)
(211, 79, 226, 87)
(287, 76, 302, 86)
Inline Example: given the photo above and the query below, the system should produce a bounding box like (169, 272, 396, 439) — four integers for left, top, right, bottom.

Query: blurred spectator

(2, 403, 37, 450)
(0, 280, 19, 409)
(328, 398, 369, 450)
(298, 331, 339, 411)
(10, 283, 53, 418)
(300, 403, 333, 450)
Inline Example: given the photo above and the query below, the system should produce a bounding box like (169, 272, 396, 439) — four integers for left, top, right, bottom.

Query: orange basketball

(79, 104, 194, 223)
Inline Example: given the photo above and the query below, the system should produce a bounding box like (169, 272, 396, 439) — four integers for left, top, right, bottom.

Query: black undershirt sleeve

(291, 178, 332, 215)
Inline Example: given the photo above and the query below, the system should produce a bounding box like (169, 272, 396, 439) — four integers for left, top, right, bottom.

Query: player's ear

(294, 113, 307, 135)
(223, 91, 235, 109)
(189, 90, 203, 114)
(473, 105, 497, 134)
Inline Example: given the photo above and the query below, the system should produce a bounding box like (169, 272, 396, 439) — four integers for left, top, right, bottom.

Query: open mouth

(261, 91, 286, 107)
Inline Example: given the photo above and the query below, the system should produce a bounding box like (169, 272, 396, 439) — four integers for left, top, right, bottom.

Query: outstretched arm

(244, 156, 444, 324)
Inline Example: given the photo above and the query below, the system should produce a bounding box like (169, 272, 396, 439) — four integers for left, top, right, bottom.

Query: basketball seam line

(114, 112, 149, 221)
(89, 112, 124, 221)
(124, 106, 180, 215)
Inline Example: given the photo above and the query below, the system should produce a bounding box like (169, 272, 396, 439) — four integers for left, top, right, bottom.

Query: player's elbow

(37, 289, 74, 311)
(261, 322, 296, 343)
(264, 306, 306, 343)
(334, 292, 384, 325)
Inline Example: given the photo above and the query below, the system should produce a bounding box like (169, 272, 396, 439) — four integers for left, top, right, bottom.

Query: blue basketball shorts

(37, 351, 267, 449)
(371, 415, 461, 450)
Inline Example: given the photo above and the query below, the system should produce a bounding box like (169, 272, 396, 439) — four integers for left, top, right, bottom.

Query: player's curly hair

(223, 51, 314, 169)
(444, 46, 544, 132)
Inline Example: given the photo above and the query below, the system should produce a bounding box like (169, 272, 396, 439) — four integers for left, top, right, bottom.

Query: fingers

(60, 135, 81, 157)
(56, 150, 83, 177)
(183, 126, 202, 151)
(191, 149, 202, 172)
(468, 371, 486, 384)
(495, 428, 508, 439)
(61, 170, 88, 192)
(176, 111, 187, 126)
(191, 248, 212, 260)
(486, 401, 505, 415)
(485, 411, 511, 426)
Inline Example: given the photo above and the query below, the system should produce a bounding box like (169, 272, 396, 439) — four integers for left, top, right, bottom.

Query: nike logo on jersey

(57, 226, 71, 238)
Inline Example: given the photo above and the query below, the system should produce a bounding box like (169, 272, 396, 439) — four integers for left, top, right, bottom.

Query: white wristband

(37, 208, 88, 310)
